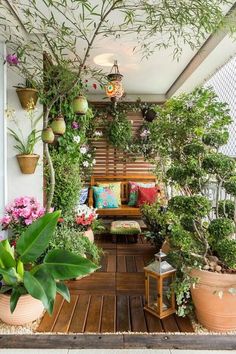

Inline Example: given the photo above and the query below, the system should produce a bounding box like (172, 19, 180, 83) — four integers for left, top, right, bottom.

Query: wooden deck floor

(37, 236, 194, 334)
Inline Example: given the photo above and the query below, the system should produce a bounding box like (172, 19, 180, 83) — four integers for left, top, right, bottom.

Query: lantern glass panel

(162, 276, 173, 311)
(148, 274, 159, 312)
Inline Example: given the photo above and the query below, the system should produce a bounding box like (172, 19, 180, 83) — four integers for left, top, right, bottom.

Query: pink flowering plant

(0, 196, 45, 241)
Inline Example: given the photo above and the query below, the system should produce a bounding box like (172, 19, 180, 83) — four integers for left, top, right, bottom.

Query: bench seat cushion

(96, 204, 141, 216)
(111, 220, 141, 235)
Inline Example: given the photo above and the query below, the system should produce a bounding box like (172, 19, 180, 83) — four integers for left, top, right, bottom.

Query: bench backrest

(90, 174, 156, 205)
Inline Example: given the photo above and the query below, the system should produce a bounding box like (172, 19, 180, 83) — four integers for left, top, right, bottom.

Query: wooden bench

(88, 174, 156, 217)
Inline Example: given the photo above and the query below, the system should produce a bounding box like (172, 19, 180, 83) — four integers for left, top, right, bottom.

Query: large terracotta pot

(72, 95, 88, 115)
(191, 268, 236, 332)
(16, 88, 38, 110)
(84, 228, 94, 243)
(0, 293, 44, 325)
(16, 154, 39, 174)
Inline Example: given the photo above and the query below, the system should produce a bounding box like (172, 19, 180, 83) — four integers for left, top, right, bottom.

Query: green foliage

(8, 128, 40, 155)
(219, 200, 235, 219)
(0, 212, 97, 314)
(208, 218, 234, 241)
(168, 195, 211, 218)
(224, 176, 236, 197)
(214, 239, 236, 269)
(202, 131, 229, 148)
(202, 153, 235, 179)
(106, 111, 132, 151)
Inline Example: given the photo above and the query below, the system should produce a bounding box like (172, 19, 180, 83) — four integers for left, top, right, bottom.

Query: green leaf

(10, 288, 21, 313)
(56, 282, 70, 302)
(44, 250, 98, 280)
(0, 241, 16, 268)
(0, 267, 18, 285)
(24, 268, 56, 315)
(16, 211, 60, 263)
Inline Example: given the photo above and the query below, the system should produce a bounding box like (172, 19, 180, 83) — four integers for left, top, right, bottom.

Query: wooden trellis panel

(91, 111, 154, 176)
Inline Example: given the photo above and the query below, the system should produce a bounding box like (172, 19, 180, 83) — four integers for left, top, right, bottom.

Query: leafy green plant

(0, 211, 97, 314)
(106, 111, 132, 151)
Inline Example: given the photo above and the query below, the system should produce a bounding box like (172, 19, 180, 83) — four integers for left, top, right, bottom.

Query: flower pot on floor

(0, 293, 44, 325)
(16, 154, 40, 174)
(191, 268, 236, 332)
(83, 228, 94, 243)
(16, 88, 38, 110)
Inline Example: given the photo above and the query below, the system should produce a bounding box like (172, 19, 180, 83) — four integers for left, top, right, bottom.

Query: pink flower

(6, 54, 19, 66)
(92, 83, 97, 90)
(0, 215, 11, 225)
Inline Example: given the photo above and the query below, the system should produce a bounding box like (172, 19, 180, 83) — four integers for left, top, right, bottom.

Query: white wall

(6, 69, 44, 205)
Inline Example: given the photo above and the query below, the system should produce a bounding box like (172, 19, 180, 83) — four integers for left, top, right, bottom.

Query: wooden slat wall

(91, 111, 154, 176)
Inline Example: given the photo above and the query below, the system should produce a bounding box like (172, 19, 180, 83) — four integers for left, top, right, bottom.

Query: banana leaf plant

(0, 211, 98, 314)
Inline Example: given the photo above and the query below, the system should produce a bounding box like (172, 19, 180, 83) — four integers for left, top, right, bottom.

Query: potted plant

(8, 108, 41, 174)
(150, 87, 236, 331)
(14, 79, 38, 110)
(0, 211, 97, 325)
(75, 204, 104, 243)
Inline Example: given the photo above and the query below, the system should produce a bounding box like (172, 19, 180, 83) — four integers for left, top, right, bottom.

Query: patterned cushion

(98, 182, 121, 206)
(93, 186, 119, 209)
(110, 220, 141, 235)
(128, 181, 155, 206)
(78, 187, 89, 205)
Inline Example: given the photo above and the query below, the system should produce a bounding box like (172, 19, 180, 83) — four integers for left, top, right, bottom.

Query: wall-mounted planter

(72, 95, 88, 115)
(16, 154, 39, 174)
(16, 88, 38, 110)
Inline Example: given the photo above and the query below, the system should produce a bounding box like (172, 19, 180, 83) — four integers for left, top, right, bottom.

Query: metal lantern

(144, 250, 176, 319)
(105, 60, 124, 102)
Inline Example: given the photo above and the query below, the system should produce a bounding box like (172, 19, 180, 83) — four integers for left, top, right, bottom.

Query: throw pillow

(98, 182, 121, 206)
(93, 186, 119, 209)
(137, 186, 161, 207)
(128, 181, 155, 206)
(78, 187, 89, 205)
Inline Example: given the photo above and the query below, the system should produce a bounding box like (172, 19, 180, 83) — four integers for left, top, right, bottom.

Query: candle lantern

(105, 60, 124, 102)
(144, 250, 176, 319)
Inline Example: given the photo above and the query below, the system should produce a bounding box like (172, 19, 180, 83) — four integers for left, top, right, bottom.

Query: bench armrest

(88, 187, 94, 208)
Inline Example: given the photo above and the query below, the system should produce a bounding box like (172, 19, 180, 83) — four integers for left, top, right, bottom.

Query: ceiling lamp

(105, 60, 124, 102)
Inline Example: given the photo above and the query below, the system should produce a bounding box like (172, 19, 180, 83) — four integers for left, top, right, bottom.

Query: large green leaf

(10, 288, 21, 313)
(56, 282, 70, 302)
(24, 268, 56, 315)
(44, 250, 98, 280)
(16, 211, 60, 263)
(0, 242, 15, 268)
(0, 267, 18, 285)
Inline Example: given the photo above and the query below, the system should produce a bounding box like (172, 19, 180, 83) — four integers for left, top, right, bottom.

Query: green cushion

(110, 220, 141, 235)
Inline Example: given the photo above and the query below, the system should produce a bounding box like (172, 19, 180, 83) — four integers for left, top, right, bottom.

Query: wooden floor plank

(37, 294, 64, 333)
(117, 255, 126, 272)
(53, 295, 78, 333)
(130, 295, 147, 332)
(107, 254, 116, 272)
(68, 272, 115, 295)
(69, 295, 90, 333)
(126, 255, 137, 273)
(174, 314, 194, 332)
(117, 273, 145, 295)
(100, 295, 116, 333)
(161, 314, 180, 332)
(85, 295, 103, 333)
(116, 295, 131, 332)
(145, 311, 164, 332)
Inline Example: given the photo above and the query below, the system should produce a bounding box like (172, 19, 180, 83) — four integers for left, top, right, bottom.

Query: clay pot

(0, 293, 44, 325)
(16, 88, 38, 110)
(191, 268, 236, 332)
(51, 114, 66, 135)
(41, 127, 55, 144)
(83, 228, 94, 243)
(16, 154, 39, 174)
(72, 95, 88, 115)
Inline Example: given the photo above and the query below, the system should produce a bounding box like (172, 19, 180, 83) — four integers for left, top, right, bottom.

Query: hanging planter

(51, 114, 66, 135)
(16, 88, 38, 110)
(16, 154, 39, 174)
(141, 107, 157, 122)
(72, 95, 88, 115)
(41, 127, 55, 144)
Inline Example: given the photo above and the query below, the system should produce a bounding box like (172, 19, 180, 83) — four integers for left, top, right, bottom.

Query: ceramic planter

(16, 88, 38, 110)
(0, 293, 44, 325)
(51, 114, 66, 135)
(41, 127, 55, 144)
(83, 228, 94, 243)
(16, 154, 39, 174)
(191, 268, 236, 332)
(72, 95, 88, 115)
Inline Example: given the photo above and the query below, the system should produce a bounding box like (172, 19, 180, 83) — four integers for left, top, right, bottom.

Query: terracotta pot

(83, 228, 94, 243)
(72, 95, 88, 115)
(0, 293, 44, 325)
(191, 268, 236, 332)
(16, 88, 38, 110)
(16, 154, 40, 174)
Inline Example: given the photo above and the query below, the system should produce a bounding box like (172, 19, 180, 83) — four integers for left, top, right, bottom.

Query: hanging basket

(16, 154, 40, 174)
(16, 88, 38, 110)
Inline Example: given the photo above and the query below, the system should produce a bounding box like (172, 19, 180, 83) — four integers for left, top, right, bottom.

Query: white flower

(80, 146, 87, 154)
(87, 154, 91, 158)
(73, 135, 81, 144)
(92, 158, 96, 165)
(83, 161, 89, 167)
(140, 129, 150, 138)
(94, 130, 103, 137)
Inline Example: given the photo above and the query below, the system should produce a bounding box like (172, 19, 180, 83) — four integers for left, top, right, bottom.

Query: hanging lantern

(144, 250, 176, 319)
(72, 95, 88, 115)
(105, 60, 124, 102)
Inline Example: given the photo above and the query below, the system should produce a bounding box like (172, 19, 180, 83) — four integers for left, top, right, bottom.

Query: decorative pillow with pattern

(93, 186, 119, 209)
(128, 181, 155, 206)
(98, 182, 121, 206)
(78, 187, 89, 205)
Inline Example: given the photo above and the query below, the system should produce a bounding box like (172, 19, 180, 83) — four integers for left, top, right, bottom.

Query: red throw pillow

(137, 186, 161, 207)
